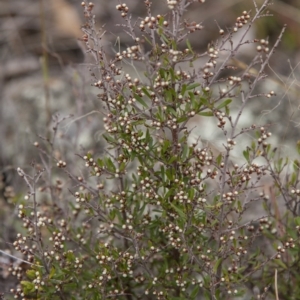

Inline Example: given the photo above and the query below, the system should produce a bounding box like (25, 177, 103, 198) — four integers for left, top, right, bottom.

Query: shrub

(7, 0, 300, 299)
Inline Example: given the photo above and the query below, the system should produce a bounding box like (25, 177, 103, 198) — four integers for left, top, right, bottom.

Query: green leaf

(200, 97, 209, 106)
(290, 172, 297, 185)
(293, 160, 300, 171)
(243, 149, 250, 163)
(21, 281, 35, 294)
(103, 134, 117, 144)
(217, 98, 232, 109)
(186, 83, 200, 90)
(160, 165, 166, 181)
(168, 155, 178, 164)
(26, 269, 36, 280)
(181, 84, 187, 96)
(49, 267, 56, 279)
(274, 259, 287, 269)
(182, 144, 189, 160)
(199, 111, 213, 117)
(166, 106, 177, 116)
(105, 158, 116, 172)
(186, 39, 194, 54)
(177, 115, 188, 123)
(294, 217, 300, 226)
(166, 167, 174, 180)
(169, 68, 176, 81)
(225, 105, 230, 115)
(134, 94, 148, 108)
(190, 286, 199, 299)
(165, 88, 176, 102)
(169, 202, 186, 221)
(142, 87, 151, 98)
(188, 188, 195, 200)
(297, 141, 300, 154)
(216, 153, 222, 166)
(213, 258, 223, 273)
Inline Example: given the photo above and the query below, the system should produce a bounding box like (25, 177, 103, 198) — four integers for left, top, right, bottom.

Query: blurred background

(0, 0, 300, 294)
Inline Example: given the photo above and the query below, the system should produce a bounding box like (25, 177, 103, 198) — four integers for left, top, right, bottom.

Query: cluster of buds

(166, 117, 178, 130)
(205, 168, 218, 179)
(228, 76, 242, 85)
(49, 231, 66, 251)
(139, 15, 165, 31)
(81, 1, 94, 13)
(208, 47, 219, 59)
(116, 45, 141, 61)
(176, 70, 191, 80)
(233, 11, 250, 31)
(167, 0, 179, 10)
(256, 39, 269, 53)
(57, 160, 67, 168)
(74, 192, 88, 203)
(215, 111, 227, 128)
(202, 66, 214, 79)
(174, 190, 190, 204)
(235, 163, 266, 187)
(266, 90, 276, 98)
(169, 49, 184, 62)
(257, 127, 272, 147)
(124, 74, 140, 89)
(109, 63, 122, 76)
(153, 75, 170, 89)
(222, 191, 238, 203)
(116, 3, 129, 17)
(184, 21, 203, 33)
(194, 148, 213, 166)
(83, 155, 96, 167)
(226, 138, 236, 150)
(243, 163, 267, 176)
(291, 189, 300, 195)
(206, 48, 218, 71)
(162, 223, 183, 249)
(103, 114, 118, 133)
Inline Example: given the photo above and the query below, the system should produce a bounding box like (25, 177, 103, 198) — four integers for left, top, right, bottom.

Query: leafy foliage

(8, 1, 300, 300)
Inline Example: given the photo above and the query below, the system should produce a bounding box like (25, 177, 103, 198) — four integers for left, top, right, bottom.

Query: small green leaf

(182, 144, 189, 160)
(243, 150, 250, 163)
(297, 140, 300, 154)
(105, 158, 116, 172)
(142, 87, 151, 98)
(190, 286, 199, 299)
(186, 83, 200, 90)
(49, 267, 56, 279)
(21, 281, 35, 293)
(186, 39, 194, 54)
(225, 105, 230, 115)
(294, 217, 300, 226)
(199, 111, 213, 117)
(177, 115, 188, 123)
(216, 153, 222, 166)
(181, 84, 187, 96)
(188, 188, 195, 199)
(169, 202, 186, 220)
(213, 258, 223, 273)
(293, 160, 300, 171)
(200, 97, 209, 105)
(26, 269, 36, 280)
(274, 259, 287, 269)
(217, 98, 232, 109)
(134, 94, 148, 108)
(103, 134, 117, 144)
